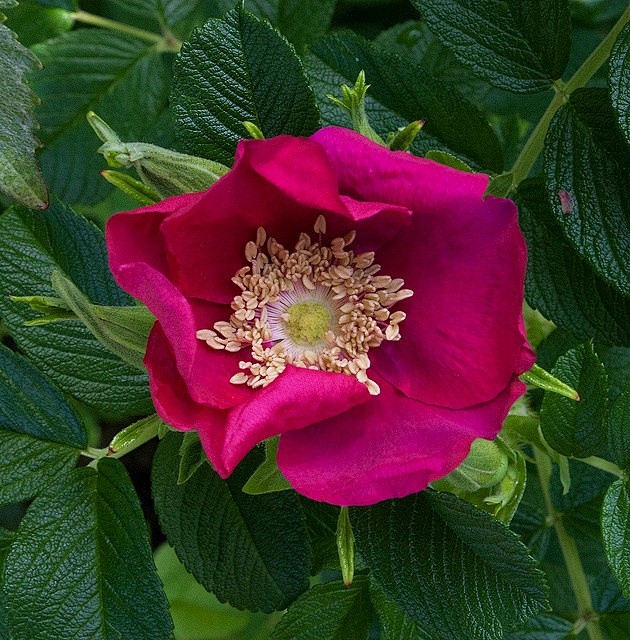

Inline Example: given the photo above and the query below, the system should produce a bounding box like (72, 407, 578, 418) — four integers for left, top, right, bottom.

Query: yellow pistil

(286, 302, 331, 345)
(196, 214, 413, 395)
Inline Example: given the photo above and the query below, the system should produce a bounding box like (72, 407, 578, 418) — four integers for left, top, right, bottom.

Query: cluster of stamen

(196, 215, 413, 396)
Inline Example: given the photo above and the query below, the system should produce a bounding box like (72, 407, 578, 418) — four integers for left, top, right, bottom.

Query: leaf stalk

(510, 5, 630, 185)
(534, 448, 605, 640)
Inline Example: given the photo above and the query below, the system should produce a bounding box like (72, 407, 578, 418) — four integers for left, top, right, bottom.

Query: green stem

(534, 448, 604, 640)
(510, 5, 630, 185)
(71, 10, 182, 52)
(580, 455, 625, 479)
(83, 415, 161, 462)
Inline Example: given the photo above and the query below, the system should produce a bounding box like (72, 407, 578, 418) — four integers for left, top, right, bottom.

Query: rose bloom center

(196, 214, 413, 396)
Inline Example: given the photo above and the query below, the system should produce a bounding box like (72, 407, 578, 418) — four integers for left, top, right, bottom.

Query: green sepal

(100, 170, 160, 205)
(106, 414, 162, 459)
(521, 363, 580, 400)
(177, 432, 207, 485)
(388, 119, 424, 151)
(336, 506, 355, 587)
(242, 437, 292, 495)
(485, 172, 515, 198)
(87, 111, 229, 199)
(424, 150, 472, 172)
(13, 270, 155, 370)
(242, 121, 265, 140)
(432, 437, 527, 523)
(327, 70, 385, 145)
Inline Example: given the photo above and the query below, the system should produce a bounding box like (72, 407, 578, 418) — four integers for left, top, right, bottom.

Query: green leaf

(602, 480, 630, 599)
(517, 178, 630, 346)
(0, 18, 47, 209)
(521, 363, 580, 400)
(152, 432, 311, 612)
(4, 0, 73, 46)
(31, 30, 171, 204)
(409, 0, 572, 92)
(370, 581, 431, 640)
(298, 497, 339, 574)
(154, 543, 270, 640)
(242, 437, 291, 495)
(172, 7, 320, 166)
(424, 150, 472, 172)
(177, 431, 206, 485)
(270, 576, 372, 640)
(0, 202, 152, 417)
(351, 490, 548, 640)
(539, 343, 609, 458)
(1, 460, 174, 639)
(609, 22, 630, 146)
(502, 613, 573, 639)
(306, 31, 503, 171)
(606, 388, 630, 471)
(0, 345, 86, 507)
(543, 88, 630, 299)
(485, 172, 515, 198)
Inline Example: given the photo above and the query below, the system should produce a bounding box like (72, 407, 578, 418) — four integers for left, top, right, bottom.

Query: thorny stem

(510, 5, 630, 185)
(534, 448, 605, 640)
(71, 10, 182, 52)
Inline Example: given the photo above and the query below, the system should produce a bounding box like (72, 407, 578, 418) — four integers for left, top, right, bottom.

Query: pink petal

(160, 136, 411, 304)
(312, 127, 530, 409)
(277, 372, 527, 506)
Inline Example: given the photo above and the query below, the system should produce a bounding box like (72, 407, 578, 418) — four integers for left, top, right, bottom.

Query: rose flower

(106, 127, 534, 506)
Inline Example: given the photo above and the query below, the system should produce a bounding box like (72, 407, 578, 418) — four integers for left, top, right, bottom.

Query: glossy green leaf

(0, 345, 86, 507)
(609, 22, 630, 145)
(31, 30, 171, 204)
(543, 88, 630, 298)
(0, 18, 47, 209)
(540, 343, 609, 458)
(4, 0, 73, 46)
(172, 6, 320, 166)
(307, 32, 504, 171)
(1, 460, 173, 639)
(517, 178, 630, 346)
(370, 582, 431, 640)
(602, 480, 630, 599)
(606, 388, 630, 471)
(409, 0, 572, 92)
(270, 576, 372, 640)
(242, 437, 291, 495)
(152, 433, 311, 612)
(177, 431, 206, 485)
(0, 202, 152, 417)
(351, 490, 548, 639)
(154, 543, 272, 640)
(503, 613, 573, 639)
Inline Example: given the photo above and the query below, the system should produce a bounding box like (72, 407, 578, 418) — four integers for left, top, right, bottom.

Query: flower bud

(87, 111, 229, 199)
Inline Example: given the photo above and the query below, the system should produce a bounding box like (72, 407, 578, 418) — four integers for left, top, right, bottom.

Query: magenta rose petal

(160, 136, 352, 304)
(218, 366, 370, 476)
(313, 126, 530, 409)
(276, 374, 527, 506)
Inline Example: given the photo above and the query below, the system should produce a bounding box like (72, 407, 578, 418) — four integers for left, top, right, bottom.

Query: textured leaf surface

(0, 202, 152, 417)
(371, 582, 431, 640)
(0, 19, 47, 208)
(517, 179, 630, 346)
(609, 22, 630, 145)
(152, 432, 311, 612)
(306, 31, 503, 171)
(270, 576, 372, 640)
(1, 460, 173, 640)
(31, 30, 171, 204)
(352, 491, 548, 640)
(544, 88, 630, 298)
(602, 481, 630, 599)
(540, 343, 609, 458)
(0, 345, 86, 506)
(606, 388, 630, 471)
(4, 0, 73, 46)
(503, 613, 573, 639)
(410, 0, 571, 92)
(172, 7, 320, 166)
